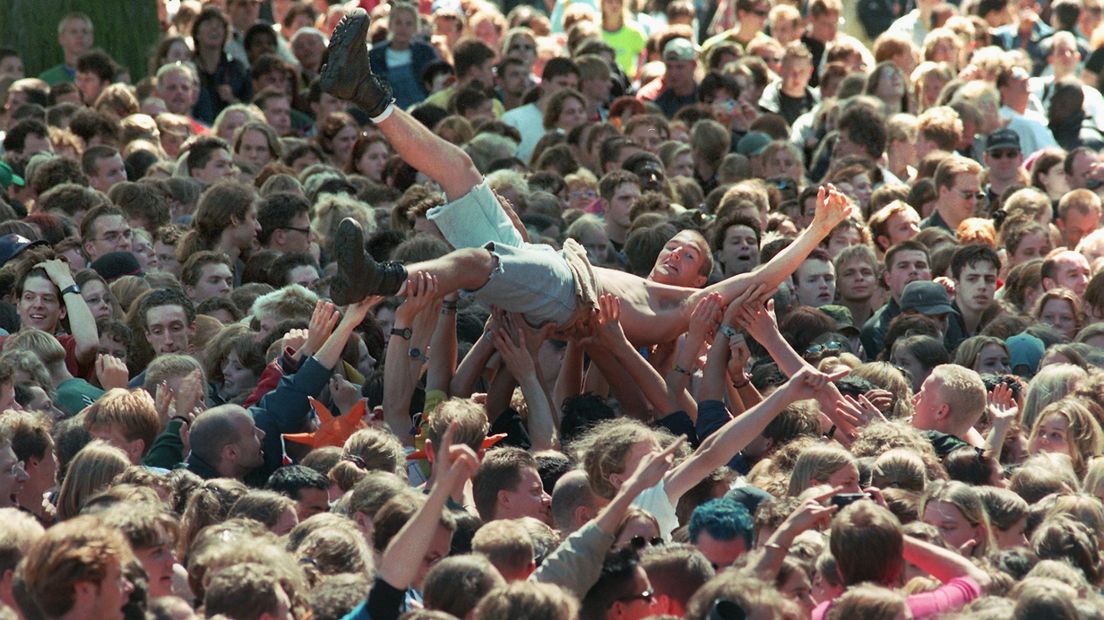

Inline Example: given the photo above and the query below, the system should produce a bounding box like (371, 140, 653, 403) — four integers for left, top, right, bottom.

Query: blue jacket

(248, 355, 333, 484)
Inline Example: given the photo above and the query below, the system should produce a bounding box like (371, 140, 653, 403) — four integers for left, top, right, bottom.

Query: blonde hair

(342, 427, 406, 476)
(871, 449, 928, 492)
(55, 441, 131, 520)
(82, 388, 162, 454)
(1028, 398, 1104, 477)
(471, 581, 579, 620)
(787, 445, 855, 496)
(1022, 363, 1088, 432)
(312, 193, 377, 258)
(472, 519, 535, 579)
(825, 583, 908, 620)
(572, 418, 660, 499)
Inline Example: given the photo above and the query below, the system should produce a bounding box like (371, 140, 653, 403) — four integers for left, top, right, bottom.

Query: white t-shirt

(632, 479, 679, 540)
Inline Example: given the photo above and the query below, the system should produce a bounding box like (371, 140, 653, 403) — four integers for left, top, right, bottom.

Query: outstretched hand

(437, 421, 480, 495)
(304, 301, 341, 355)
(812, 184, 853, 232)
(396, 272, 440, 322)
(727, 297, 778, 343)
(785, 365, 850, 401)
(595, 293, 627, 346)
(688, 293, 722, 344)
(623, 435, 685, 496)
(987, 382, 1018, 427)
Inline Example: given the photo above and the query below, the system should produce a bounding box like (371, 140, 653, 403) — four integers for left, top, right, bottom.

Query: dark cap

(900, 280, 956, 315)
(736, 131, 771, 157)
(0, 234, 45, 268)
(90, 251, 143, 282)
(818, 304, 860, 336)
(985, 128, 1021, 152)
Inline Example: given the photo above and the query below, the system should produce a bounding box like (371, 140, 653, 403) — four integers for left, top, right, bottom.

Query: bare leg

(404, 248, 495, 292)
(374, 108, 483, 202)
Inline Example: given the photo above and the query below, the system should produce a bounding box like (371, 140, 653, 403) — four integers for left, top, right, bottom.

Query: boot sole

(333, 218, 371, 304)
(319, 8, 370, 97)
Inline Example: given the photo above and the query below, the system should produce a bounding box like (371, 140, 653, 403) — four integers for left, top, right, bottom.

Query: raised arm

(381, 273, 438, 445)
(493, 318, 558, 450)
(426, 293, 458, 393)
(702, 186, 852, 306)
(41, 259, 98, 366)
(903, 535, 992, 589)
(664, 366, 848, 503)
(594, 295, 683, 416)
(665, 294, 722, 420)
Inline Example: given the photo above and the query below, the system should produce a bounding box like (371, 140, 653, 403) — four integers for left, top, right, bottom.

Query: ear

(876, 234, 891, 252)
(1042, 276, 1056, 290)
(83, 240, 96, 257)
(935, 403, 952, 420)
(425, 439, 435, 464)
(1055, 218, 1067, 231)
(183, 284, 195, 298)
(600, 198, 610, 213)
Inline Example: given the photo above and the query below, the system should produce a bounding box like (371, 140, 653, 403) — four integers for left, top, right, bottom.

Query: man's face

(581, 74, 611, 104)
(500, 465, 552, 524)
(18, 275, 64, 332)
(605, 182, 640, 230)
(229, 0, 262, 30)
(192, 148, 236, 185)
(837, 258, 877, 302)
(75, 72, 108, 105)
(738, 1, 770, 29)
(296, 487, 330, 520)
(1010, 230, 1051, 267)
(1059, 208, 1101, 249)
(910, 374, 944, 430)
(882, 209, 921, 250)
(233, 203, 261, 250)
(650, 231, 709, 287)
(780, 58, 811, 94)
(984, 147, 1022, 183)
(273, 211, 312, 254)
(628, 124, 664, 153)
(939, 173, 982, 224)
(154, 241, 180, 277)
(157, 71, 197, 115)
(999, 66, 1030, 110)
(86, 558, 133, 620)
(810, 10, 839, 41)
(144, 304, 193, 355)
(955, 261, 998, 315)
(1049, 251, 1091, 296)
(498, 64, 529, 97)
(287, 264, 320, 288)
(134, 541, 175, 599)
(886, 250, 931, 300)
(237, 129, 273, 168)
(292, 33, 325, 71)
(696, 531, 747, 570)
(468, 59, 496, 90)
(255, 69, 290, 96)
(720, 224, 759, 277)
(1049, 36, 1080, 74)
(263, 96, 293, 136)
(59, 17, 93, 58)
(313, 92, 345, 122)
(86, 214, 133, 260)
(89, 154, 127, 194)
(190, 262, 233, 303)
(0, 443, 27, 508)
(1069, 152, 1097, 189)
(793, 258, 836, 307)
(89, 424, 141, 464)
(21, 132, 53, 157)
(664, 59, 696, 91)
(545, 72, 579, 97)
(233, 411, 265, 472)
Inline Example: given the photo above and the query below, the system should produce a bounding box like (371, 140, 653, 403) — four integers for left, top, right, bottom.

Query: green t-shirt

(38, 64, 74, 86)
(55, 378, 104, 418)
(602, 23, 647, 78)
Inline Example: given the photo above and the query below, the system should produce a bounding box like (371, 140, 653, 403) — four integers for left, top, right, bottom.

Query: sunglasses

(989, 148, 1020, 159)
(750, 8, 769, 17)
(805, 341, 843, 357)
(957, 189, 985, 201)
(630, 536, 664, 550)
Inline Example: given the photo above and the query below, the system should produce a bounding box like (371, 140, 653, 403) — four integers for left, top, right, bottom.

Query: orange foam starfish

(283, 396, 368, 448)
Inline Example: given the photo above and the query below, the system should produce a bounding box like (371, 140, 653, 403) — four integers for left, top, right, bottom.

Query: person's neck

(840, 297, 874, 327)
(958, 303, 983, 334)
(390, 39, 410, 51)
(197, 46, 222, 71)
(50, 367, 73, 388)
(989, 175, 1017, 197)
(1054, 65, 1075, 80)
(696, 157, 717, 180)
(16, 485, 47, 518)
(781, 83, 806, 98)
(426, 463, 466, 505)
(607, 222, 627, 245)
(937, 206, 965, 230)
(216, 236, 242, 262)
(604, 13, 624, 32)
(881, 97, 902, 115)
(737, 23, 758, 42)
(63, 51, 80, 67)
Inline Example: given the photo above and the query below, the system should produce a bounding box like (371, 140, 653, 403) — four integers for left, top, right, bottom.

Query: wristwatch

(718, 325, 739, 340)
(60, 284, 81, 297)
(390, 327, 412, 340)
(409, 347, 428, 362)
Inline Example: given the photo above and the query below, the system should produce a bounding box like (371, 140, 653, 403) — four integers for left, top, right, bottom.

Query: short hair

(950, 243, 1001, 280)
(838, 101, 887, 160)
(2, 118, 47, 153)
(204, 563, 289, 620)
(597, 169, 639, 202)
(472, 519, 535, 576)
(0, 507, 44, 578)
(474, 580, 578, 620)
(139, 287, 196, 327)
(185, 135, 231, 173)
(472, 447, 539, 522)
(18, 516, 132, 618)
(830, 502, 903, 586)
(423, 554, 505, 618)
(180, 250, 232, 288)
(228, 489, 297, 530)
(82, 388, 161, 454)
(930, 364, 988, 430)
(265, 464, 329, 500)
(884, 239, 930, 272)
(76, 49, 115, 83)
(687, 497, 753, 548)
(933, 154, 982, 192)
(109, 181, 171, 231)
(424, 398, 489, 459)
(1058, 188, 1102, 220)
(249, 284, 317, 324)
(917, 106, 963, 151)
(453, 38, 497, 79)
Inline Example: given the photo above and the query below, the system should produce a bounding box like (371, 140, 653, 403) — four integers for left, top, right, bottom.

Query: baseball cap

(985, 128, 1021, 152)
(0, 234, 45, 267)
(1006, 332, 1045, 378)
(90, 251, 143, 282)
(0, 161, 24, 191)
(736, 131, 771, 157)
(662, 38, 696, 62)
(818, 304, 860, 336)
(899, 281, 956, 315)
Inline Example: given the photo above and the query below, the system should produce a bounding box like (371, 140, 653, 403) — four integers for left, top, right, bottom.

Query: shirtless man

(320, 9, 852, 346)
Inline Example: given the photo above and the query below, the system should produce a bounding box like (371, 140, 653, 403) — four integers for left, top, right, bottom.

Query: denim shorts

(426, 181, 525, 250)
(468, 241, 577, 327)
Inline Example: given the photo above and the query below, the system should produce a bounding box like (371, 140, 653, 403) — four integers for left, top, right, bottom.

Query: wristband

(718, 325, 739, 340)
(390, 327, 412, 340)
(441, 300, 458, 310)
(673, 363, 693, 376)
(732, 378, 750, 389)
(60, 284, 81, 297)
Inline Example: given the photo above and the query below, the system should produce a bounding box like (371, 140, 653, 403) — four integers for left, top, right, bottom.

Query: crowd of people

(2, 0, 1104, 618)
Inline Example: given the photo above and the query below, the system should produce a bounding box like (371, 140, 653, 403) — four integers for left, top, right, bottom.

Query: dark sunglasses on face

(989, 148, 1020, 159)
(614, 588, 655, 606)
(630, 536, 664, 550)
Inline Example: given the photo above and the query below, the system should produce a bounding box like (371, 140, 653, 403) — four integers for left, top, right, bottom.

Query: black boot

(331, 218, 407, 305)
(319, 8, 394, 119)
